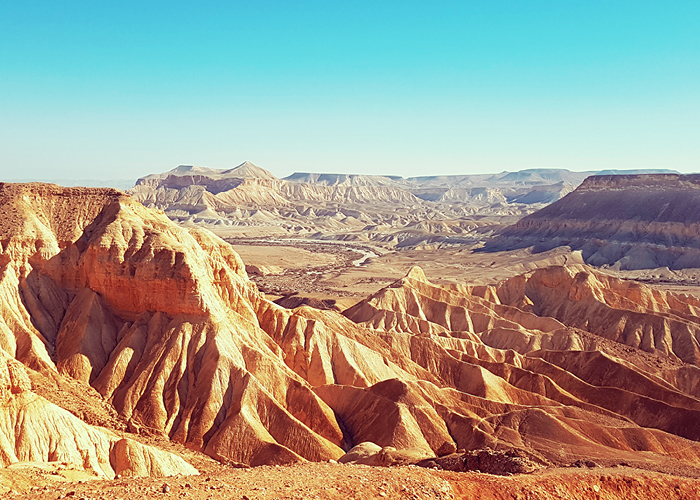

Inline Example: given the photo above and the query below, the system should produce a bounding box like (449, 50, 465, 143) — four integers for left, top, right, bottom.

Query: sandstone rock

(0, 183, 345, 467)
(0, 350, 196, 478)
(315, 378, 456, 459)
(338, 442, 382, 463)
(344, 264, 700, 465)
(3, 182, 700, 475)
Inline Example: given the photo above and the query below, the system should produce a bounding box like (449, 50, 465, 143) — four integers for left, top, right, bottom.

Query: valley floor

(226, 238, 700, 310)
(4, 462, 700, 499)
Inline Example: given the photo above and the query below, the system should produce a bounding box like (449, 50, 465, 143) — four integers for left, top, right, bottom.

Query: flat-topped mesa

(578, 173, 700, 192)
(0, 182, 126, 241)
(525, 173, 700, 223)
(483, 174, 700, 269)
(130, 165, 682, 248)
(283, 172, 408, 188)
(133, 161, 281, 195)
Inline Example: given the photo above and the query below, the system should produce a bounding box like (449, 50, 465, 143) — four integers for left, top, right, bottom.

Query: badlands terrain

(129, 162, 676, 249)
(2, 175, 700, 498)
(130, 163, 697, 304)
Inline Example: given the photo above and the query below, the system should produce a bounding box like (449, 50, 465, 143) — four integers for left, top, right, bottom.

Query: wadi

(1, 172, 700, 498)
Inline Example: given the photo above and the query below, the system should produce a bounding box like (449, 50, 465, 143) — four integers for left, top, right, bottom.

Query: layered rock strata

(128, 164, 589, 248)
(2, 182, 700, 475)
(484, 174, 700, 269)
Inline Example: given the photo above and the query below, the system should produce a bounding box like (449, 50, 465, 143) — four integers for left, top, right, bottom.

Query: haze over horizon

(1, 1, 698, 180)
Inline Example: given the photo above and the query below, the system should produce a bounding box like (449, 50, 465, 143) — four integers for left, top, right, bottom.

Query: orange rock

(2, 182, 700, 475)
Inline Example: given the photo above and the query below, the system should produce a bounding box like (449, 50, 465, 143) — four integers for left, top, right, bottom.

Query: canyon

(2, 181, 700, 497)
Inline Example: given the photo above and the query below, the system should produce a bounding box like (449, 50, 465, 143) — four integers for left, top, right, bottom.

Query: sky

(1, 1, 699, 182)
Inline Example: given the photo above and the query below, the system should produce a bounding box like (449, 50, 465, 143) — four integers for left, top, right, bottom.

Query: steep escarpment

(4, 182, 700, 478)
(484, 174, 700, 269)
(0, 182, 352, 469)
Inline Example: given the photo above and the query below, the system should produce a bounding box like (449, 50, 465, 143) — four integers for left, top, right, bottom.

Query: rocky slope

(129, 164, 679, 249)
(3, 182, 700, 479)
(484, 173, 700, 269)
(0, 326, 195, 479)
(344, 266, 700, 450)
(0, 182, 351, 470)
(129, 164, 602, 248)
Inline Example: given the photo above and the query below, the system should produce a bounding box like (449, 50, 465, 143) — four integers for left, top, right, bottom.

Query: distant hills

(4, 164, 679, 195)
(133, 162, 679, 202)
(125, 162, 683, 248)
(483, 173, 700, 269)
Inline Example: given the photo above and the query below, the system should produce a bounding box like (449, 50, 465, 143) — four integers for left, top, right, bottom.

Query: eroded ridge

(485, 173, 700, 269)
(1, 182, 700, 481)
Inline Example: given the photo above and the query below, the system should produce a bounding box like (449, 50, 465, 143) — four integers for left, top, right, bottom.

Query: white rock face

(129, 164, 600, 248)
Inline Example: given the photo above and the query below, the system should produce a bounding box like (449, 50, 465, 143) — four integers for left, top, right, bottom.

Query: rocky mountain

(128, 163, 679, 249)
(129, 163, 524, 248)
(3, 182, 700, 478)
(283, 172, 409, 187)
(484, 174, 700, 270)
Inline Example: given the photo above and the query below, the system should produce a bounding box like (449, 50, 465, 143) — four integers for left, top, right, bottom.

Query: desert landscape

(2, 2, 699, 498)
(2, 173, 700, 498)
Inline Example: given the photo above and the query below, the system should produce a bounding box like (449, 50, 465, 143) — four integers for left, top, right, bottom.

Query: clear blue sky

(1, 1, 698, 180)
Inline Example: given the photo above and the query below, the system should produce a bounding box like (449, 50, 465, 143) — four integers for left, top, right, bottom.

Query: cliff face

(484, 174, 700, 269)
(4, 182, 700, 475)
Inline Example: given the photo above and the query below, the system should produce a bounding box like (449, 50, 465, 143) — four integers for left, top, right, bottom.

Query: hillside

(129, 164, 679, 249)
(2, 182, 700, 485)
(484, 174, 700, 269)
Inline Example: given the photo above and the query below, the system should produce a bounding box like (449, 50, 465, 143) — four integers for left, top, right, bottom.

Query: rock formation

(484, 174, 700, 269)
(129, 164, 612, 248)
(0, 348, 196, 478)
(0, 182, 348, 470)
(2, 182, 700, 477)
(344, 265, 700, 462)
